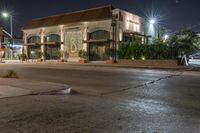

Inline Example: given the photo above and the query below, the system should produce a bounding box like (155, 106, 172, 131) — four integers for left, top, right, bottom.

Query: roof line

(32, 4, 114, 21)
(22, 18, 112, 30)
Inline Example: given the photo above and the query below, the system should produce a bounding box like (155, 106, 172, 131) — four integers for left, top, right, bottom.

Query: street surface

(0, 64, 200, 133)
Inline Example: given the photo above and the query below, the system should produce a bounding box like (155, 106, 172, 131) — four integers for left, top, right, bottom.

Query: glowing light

(2, 12, 9, 18)
(131, 56, 135, 60)
(141, 56, 146, 60)
(149, 19, 156, 25)
(164, 34, 169, 40)
(163, 34, 169, 42)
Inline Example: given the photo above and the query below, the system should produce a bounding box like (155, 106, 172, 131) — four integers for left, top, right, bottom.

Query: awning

(39, 42, 62, 45)
(24, 42, 63, 46)
(24, 43, 39, 46)
(124, 32, 151, 38)
(83, 39, 112, 43)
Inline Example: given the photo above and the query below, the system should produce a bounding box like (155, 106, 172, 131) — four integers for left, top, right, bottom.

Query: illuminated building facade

(22, 5, 144, 62)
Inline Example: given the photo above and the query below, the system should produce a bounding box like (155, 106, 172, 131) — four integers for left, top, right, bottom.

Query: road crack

(100, 72, 183, 96)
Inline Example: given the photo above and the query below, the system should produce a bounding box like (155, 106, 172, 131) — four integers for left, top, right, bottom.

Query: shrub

(2, 70, 19, 78)
(119, 41, 178, 60)
(78, 50, 88, 59)
(18, 53, 27, 61)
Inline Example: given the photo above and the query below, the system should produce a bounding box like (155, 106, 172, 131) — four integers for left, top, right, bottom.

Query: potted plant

(78, 49, 88, 64)
(18, 53, 27, 61)
(57, 50, 65, 63)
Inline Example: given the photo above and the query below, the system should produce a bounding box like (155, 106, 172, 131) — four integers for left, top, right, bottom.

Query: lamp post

(2, 12, 13, 59)
(147, 18, 157, 43)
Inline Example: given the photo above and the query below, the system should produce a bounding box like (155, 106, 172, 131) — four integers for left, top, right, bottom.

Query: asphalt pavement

(0, 64, 199, 133)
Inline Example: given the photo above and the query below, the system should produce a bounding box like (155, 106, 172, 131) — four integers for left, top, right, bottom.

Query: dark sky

(0, 0, 200, 36)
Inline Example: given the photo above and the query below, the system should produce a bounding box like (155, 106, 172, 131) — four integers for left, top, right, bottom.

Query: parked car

(189, 51, 200, 65)
(189, 51, 200, 59)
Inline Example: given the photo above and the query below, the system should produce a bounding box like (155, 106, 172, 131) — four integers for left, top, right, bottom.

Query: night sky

(0, 0, 200, 36)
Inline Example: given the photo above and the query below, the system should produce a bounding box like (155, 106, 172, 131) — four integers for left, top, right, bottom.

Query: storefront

(45, 44, 60, 60)
(44, 34, 61, 60)
(28, 45, 40, 59)
(88, 30, 110, 61)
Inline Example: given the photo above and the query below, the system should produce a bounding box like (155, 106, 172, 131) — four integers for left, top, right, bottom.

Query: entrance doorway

(88, 30, 110, 61)
(89, 43, 110, 61)
(45, 44, 60, 60)
(28, 45, 40, 59)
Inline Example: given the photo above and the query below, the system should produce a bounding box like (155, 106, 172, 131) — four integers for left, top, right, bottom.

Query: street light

(2, 12, 8, 17)
(2, 12, 12, 37)
(149, 19, 156, 25)
(147, 18, 157, 42)
(1, 11, 13, 59)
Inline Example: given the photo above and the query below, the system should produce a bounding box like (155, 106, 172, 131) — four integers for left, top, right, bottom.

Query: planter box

(118, 59, 178, 67)
(57, 59, 64, 63)
(106, 60, 114, 64)
(37, 59, 44, 62)
(79, 59, 88, 64)
(106, 60, 117, 64)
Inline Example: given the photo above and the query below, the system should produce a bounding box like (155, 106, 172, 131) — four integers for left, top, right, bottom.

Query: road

(0, 64, 200, 133)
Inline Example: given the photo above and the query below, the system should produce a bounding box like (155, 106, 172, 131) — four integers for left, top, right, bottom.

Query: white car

(189, 52, 200, 65)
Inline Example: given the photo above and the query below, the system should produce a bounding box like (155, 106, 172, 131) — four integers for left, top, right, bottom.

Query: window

(44, 34, 60, 43)
(27, 36, 41, 43)
(89, 30, 110, 40)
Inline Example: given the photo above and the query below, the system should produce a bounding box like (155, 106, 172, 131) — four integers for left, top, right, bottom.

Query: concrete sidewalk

(1, 59, 197, 71)
(67, 63, 193, 70)
(0, 78, 69, 98)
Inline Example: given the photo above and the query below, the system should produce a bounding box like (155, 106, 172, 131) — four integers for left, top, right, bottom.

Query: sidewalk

(1, 59, 198, 71)
(0, 78, 69, 98)
(66, 63, 193, 71)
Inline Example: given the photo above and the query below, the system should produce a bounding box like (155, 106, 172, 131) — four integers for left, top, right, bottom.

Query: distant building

(22, 5, 145, 62)
(0, 27, 11, 58)
(12, 36, 23, 58)
(0, 27, 23, 59)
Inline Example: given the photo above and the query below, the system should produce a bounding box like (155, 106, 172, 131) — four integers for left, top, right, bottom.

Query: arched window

(89, 30, 110, 40)
(27, 36, 41, 43)
(44, 34, 61, 43)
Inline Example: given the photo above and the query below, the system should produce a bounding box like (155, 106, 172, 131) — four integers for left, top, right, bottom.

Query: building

(22, 5, 145, 62)
(12, 36, 23, 58)
(0, 27, 23, 59)
(0, 27, 11, 59)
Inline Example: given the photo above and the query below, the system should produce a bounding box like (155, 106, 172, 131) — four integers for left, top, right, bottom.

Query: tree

(169, 27, 199, 56)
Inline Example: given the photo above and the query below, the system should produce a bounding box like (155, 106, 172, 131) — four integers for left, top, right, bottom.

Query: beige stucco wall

(113, 9, 144, 35)
(23, 19, 112, 62)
